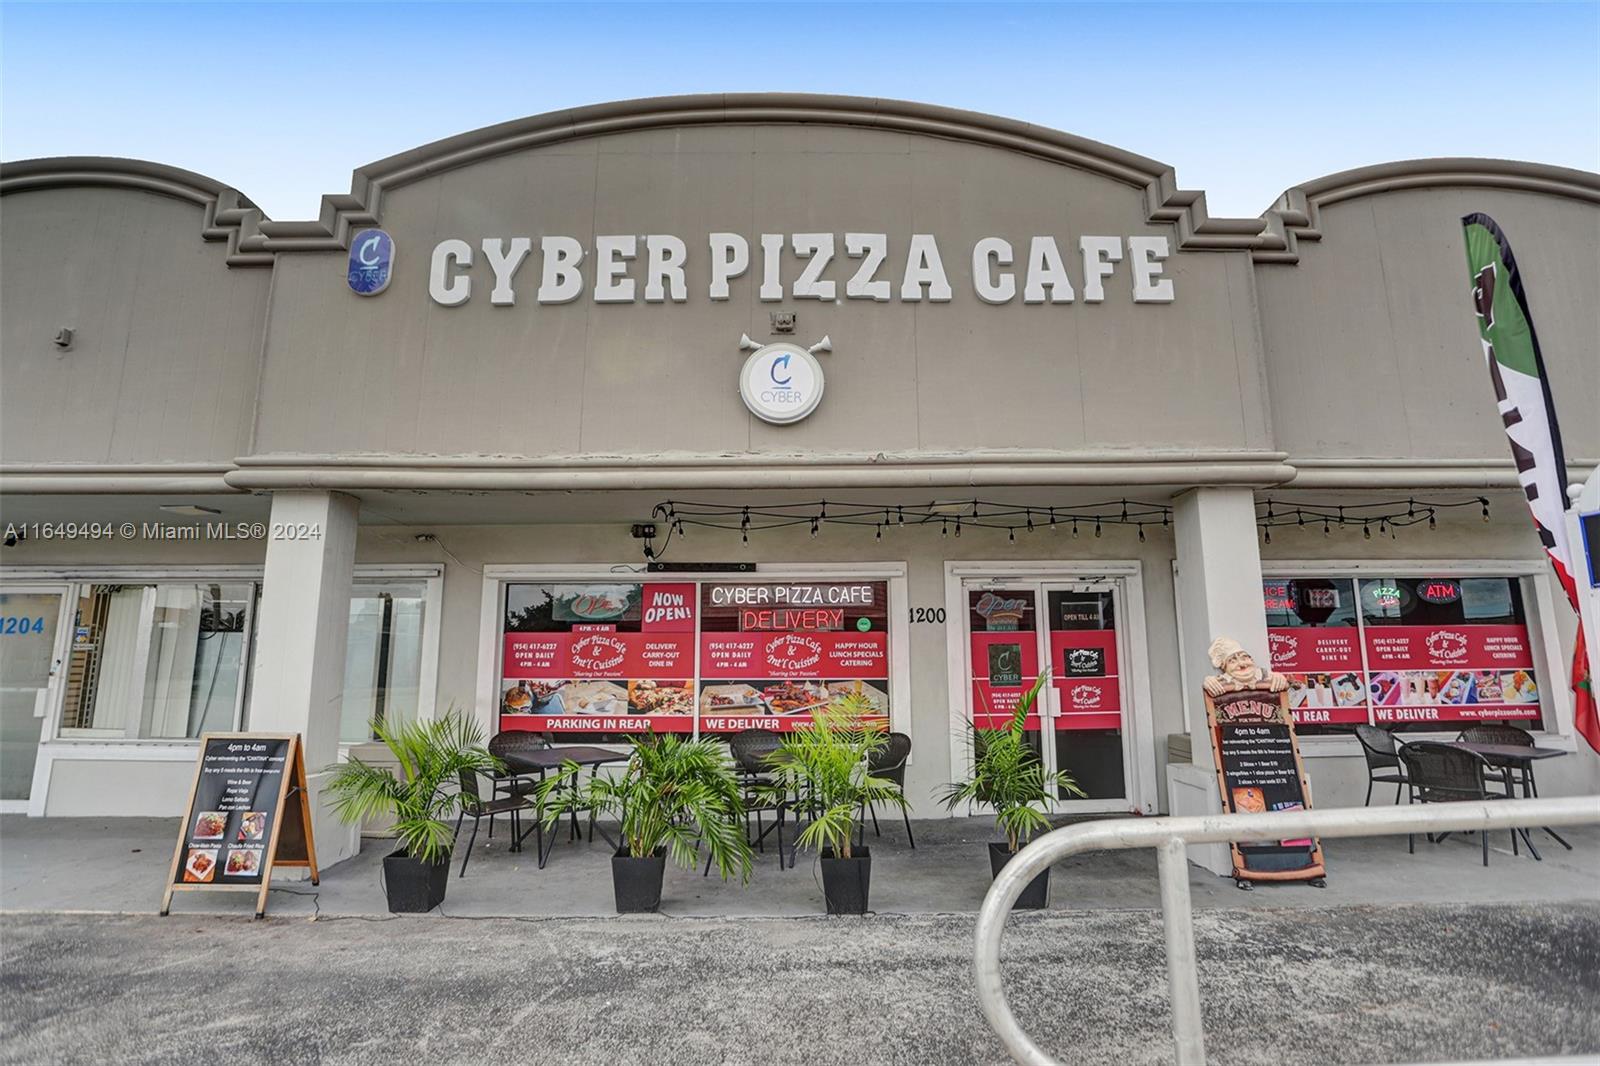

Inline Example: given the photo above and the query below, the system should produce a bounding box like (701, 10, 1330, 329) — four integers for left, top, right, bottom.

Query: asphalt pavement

(3, 903, 1597, 1065)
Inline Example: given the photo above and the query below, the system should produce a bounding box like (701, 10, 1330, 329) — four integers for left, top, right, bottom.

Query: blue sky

(3, 2, 1596, 220)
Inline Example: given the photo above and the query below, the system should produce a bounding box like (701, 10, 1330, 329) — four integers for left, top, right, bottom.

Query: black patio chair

(1354, 724, 1409, 806)
(707, 729, 787, 873)
(1398, 741, 1530, 866)
(862, 731, 915, 848)
(485, 730, 552, 844)
(452, 769, 534, 877)
(1457, 723, 1535, 794)
(488, 730, 552, 797)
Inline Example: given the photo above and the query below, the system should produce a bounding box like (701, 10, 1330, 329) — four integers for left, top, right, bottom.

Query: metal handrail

(974, 795, 1600, 1066)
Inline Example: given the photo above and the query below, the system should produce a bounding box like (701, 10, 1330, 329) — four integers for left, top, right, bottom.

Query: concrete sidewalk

(3, 906, 1598, 1065)
(3, 814, 1598, 919)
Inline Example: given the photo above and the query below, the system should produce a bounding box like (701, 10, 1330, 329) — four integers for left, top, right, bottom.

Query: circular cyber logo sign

(739, 343, 824, 424)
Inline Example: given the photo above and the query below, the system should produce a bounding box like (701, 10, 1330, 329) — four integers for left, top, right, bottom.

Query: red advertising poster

(500, 583, 697, 733)
(1050, 630, 1121, 731)
(969, 590, 1040, 729)
(1268, 626, 1369, 727)
(1265, 573, 1544, 728)
(697, 582, 889, 733)
(1364, 624, 1539, 726)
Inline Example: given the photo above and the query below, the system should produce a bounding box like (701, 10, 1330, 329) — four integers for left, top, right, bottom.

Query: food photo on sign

(500, 583, 698, 735)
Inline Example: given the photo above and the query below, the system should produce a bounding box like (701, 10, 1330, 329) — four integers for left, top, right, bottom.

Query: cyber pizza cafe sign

(427, 232, 1178, 307)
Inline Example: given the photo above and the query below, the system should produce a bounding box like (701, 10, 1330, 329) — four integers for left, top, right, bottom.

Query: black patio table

(1436, 739, 1571, 859)
(503, 745, 631, 868)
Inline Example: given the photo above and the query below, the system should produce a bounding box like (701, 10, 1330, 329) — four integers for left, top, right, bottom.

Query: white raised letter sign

(429, 239, 472, 307)
(972, 237, 1015, 304)
(644, 235, 688, 303)
(594, 235, 637, 303)
(708, 233, 749, 300)
(482, 237, 532, 306)
(845, 233, 890, 301)
(901, 234, 952, 302)
(759, 234, 785, 302)
(427, 230, 1177, 305)
(537, 236, 584, 303)
(1129, 236, 1175, 303)
(1080, 236, 1124, 304)
(1023, 236, 1074, 304)
(791, 234, 837, 301)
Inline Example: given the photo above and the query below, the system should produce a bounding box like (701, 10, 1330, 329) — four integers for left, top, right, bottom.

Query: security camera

(3, 532, 18, 548)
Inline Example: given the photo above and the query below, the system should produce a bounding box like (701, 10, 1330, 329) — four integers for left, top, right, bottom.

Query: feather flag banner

(1462, 213, 1597, 752)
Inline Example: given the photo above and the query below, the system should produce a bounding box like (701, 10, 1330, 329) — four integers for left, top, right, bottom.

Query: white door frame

(943, 561, 1158, 815)
(0, 583, 75, 815)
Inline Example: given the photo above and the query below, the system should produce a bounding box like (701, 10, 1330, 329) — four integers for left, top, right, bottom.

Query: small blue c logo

(770, 353, 792, 386)
(347, 228, 394, 296)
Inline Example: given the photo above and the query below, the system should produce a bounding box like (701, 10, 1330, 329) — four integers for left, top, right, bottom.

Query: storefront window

(698, 581, 889, 738)
(1264, 575, 1546, 736)
(339, 582, 428, 743)
(499, 580, 890, 742)
(59, 583, 251, 740)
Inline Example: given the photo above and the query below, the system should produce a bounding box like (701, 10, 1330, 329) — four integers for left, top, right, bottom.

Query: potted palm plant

(758, 693, 907, 915)
(325, 711, 498, 913)
(940, 672, 1083, 909)
(537, 732, 752, 913)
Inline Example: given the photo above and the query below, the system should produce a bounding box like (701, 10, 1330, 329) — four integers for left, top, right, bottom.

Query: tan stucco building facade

(3, 95, 1596, 868)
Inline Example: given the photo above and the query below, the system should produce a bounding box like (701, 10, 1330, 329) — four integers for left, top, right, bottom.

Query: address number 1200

(908, 607, 947, 624)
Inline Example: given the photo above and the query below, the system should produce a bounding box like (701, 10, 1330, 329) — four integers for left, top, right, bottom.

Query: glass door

(1041, 581, 1131, 808)
(0, 585, 72, 809)
(961, 577, 1133, 813)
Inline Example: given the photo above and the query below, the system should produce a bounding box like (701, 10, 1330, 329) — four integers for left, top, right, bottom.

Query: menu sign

(161, 733, 318, 918)
(502, 583, 697, 733)
(1205, 689, 1325, 884)
(698, 582, 890, 733)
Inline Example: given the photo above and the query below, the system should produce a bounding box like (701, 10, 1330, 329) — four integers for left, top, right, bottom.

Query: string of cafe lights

(642, 498, 1174, 559)
(1254, 496, 1491, 544)
(639, 495, 1493, 558)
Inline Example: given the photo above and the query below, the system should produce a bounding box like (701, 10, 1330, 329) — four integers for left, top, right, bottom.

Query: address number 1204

(908, 607, 947, 625)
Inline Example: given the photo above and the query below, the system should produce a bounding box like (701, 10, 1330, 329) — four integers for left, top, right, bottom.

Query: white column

(249, 491, 360, 865)
(1169, 487, 1267, 875)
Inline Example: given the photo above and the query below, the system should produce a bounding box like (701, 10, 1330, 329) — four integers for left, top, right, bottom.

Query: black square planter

(989, 842, 1049, 910)
(820, 847, 872, 914)
(612, 848, 667, 913)
(383, 849, 450, 913)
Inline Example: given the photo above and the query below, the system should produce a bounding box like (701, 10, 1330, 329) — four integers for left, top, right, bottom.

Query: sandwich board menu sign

(161, 733, 318, 919)
(1203, 689, 1326, 888)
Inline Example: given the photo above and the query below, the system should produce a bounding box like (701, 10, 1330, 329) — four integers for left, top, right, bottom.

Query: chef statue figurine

(1202, 636, 1289, 696)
